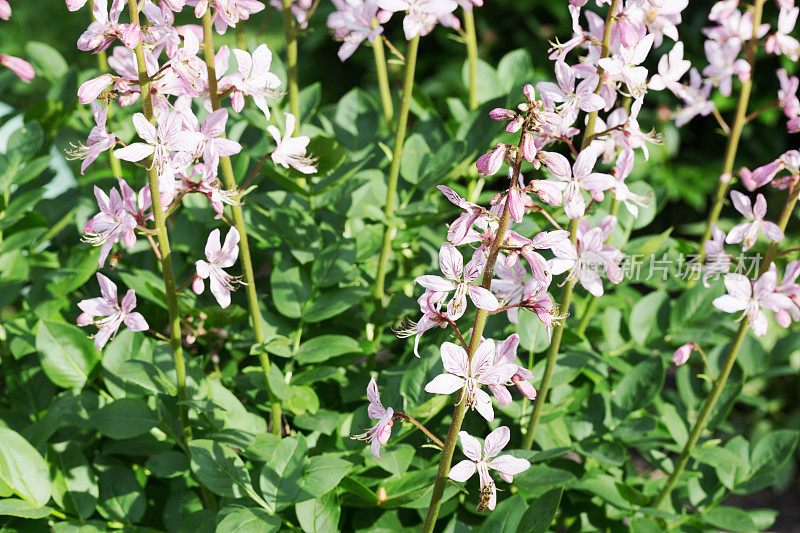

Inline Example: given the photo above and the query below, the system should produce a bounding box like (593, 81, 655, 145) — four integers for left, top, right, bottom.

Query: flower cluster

(69, 0, 318, 347)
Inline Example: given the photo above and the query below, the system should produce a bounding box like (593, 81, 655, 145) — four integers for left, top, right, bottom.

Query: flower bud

(121, 23, 141, 50)
(507, 187, 524, 223)
(489, 107, 515, 121)
(476, 144, 506, 176)
(78, 73, 115, 104)
(192, 276, 205, 295)
(672, 342, 696, 366)
(0, 0, 11, 20)
(506, 116, 524, 133)
(521, 131, 536, 162)
(523, 83, 535, 104)
(512, 375, 537, 400)
(77, 312, 93, 327)
(0, 55, 35, 83)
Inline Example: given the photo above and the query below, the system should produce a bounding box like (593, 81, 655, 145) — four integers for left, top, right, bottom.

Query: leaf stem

(396, 413, 445, 448)
(652, 182, 799, 507)
(281, 0, 300, 131)
(201, 10, 282, 435)
(521, 0, 619, 450)
(126, 0, 191, 443)
(695, 0, 766, 269)
(372, 21, 394, 124)
(374, 35, 420, 303)
(421, 143, 524, 533)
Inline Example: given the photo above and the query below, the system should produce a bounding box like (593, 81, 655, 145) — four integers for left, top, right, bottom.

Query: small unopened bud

(0, 54, 34, 83)
(523, 83, 536, 104)
(192, 276, 204, 295)
(77, 312, 93, 327)
(0, 1, 11, 20)
(512, 375, 537, 400)
(521, 131, 536, 162)
(78, 73, 115, 104)
(507, 187, 524, 223)
(377, 487, 388, 505)
(517, 102, 530, 113)
(672, 342, 697, 366)
(506, 116, 524, 133)
(489, 107, 515, 121)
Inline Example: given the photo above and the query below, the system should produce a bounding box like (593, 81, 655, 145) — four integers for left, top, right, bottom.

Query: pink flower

(772, 261, 800, 327)
(542, 147, 615, 219)
(672, 342, 696, 366)
(223, 45, 281, 117)
(67, 102, 118, 174)
(66, 0, 90, 10)
(424, 340, 517, 422)
(83, 179, 140, 266)
(777, 69, 800, 120)
(702, 39, 750, 97)
(395, 290, 448, 357)
(166, 30, 206, 98)
(182, 108, 243, 164)
(353, 376, 394, 459)
(415, 243, 500, 320)
(194, 227, 241, 309)
(486, 334, 536, 405)
(327, 0, 384, 62)
(536, 61, 605, 113)
(490, 259, 535, 324)
(674, 68, 714, 127)
(438, 185, 486, 245)
(185, 163, 240, 217)
(549, 217, 623, 297)
(610, 149, 648, 218)
(713, 270, 794, 337)
(267, 113, 318, 174)
(77, 0, 139, 53)
(725, 191, 784, 251)
(114, 112, 204, 174)
(0, 55, 35, 83)
(0, 0, 10, 20)
(597, 34, 654, 97)
(703, 223, 730, 287)
(765, 5, 800, 61)
(476, 144, 508, 177)
(377, 0, 459, 40)
(648, 41, 691, 94)
(77, 273, 148, 349)
(448, 426, 531, 511)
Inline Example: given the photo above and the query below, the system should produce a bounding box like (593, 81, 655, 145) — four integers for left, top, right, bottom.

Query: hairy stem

(695, 0, 766, 267)
(398, 413, 445, 448)
(652, 183, 799, 507)
(372, 23, 394, 124)
(281, 0, 300, 131)
(126, 0, 191, 442)
(374, 35, 420, 303)
(422, 147, 524, 533)
(463, 7, 478, 111)
(200, 10, 282, 435)
(521, 0, 618, 450)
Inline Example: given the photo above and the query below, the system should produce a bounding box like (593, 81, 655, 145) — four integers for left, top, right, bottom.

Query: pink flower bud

(521, 131, 536, 162)
(78, 73, 115, 104)
(523, 83, 535, 103)
(672, 342, 696, 366)
(77, 312, 93, 327)
(192, 276, 205, 295)
(512, 375, 537, 400)
(489, 108, 515, 121)
(476, 144, 506, 176)
(747, 161, 781, 190)
(377, 9, 392, 24)
(0, 0, 11, 20)
(507, 187, 524, 223)
(0, 55, 35, 83)
(121, 23, 141, 50)
(788, 116, 800, 133)
(506, 116, 524, 133)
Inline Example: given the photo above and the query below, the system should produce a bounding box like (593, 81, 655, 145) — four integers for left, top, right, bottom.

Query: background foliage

(1, 1, 799, 532)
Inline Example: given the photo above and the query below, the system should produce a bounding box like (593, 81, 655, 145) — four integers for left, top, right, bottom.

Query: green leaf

(296, 492, 340, 533)
(367, 444, 414, 477)
(304, 287, 368, 322)
(215, 507, 281, 533)
(295, 335, 361, 364)
(270, 263, 310, 319)
(311, 241, 357, 288)
(477, 494, 526, 533)
(35, 319, 100, 389)
(703, 506, 757, 532)
(93, 399, 158, 439)
(629, 291, 666, 345)
(0, 428, 51, 506)
(25, 42, 68, 79)
(0, 498, 52, 519)
(339, 476, 379, 506)
(613, 358, 664, 412)
(461, 58, 501, 104)
(50, 442, 98, 519)
(693, 446, 748, 469)
(259, 435, 307, 511)
(332, 88, 379, 151)
(97, 465, 145, 523)
(516, 488, 562, 533)
(400, 134, 430, 184)
(750, 430, 800, 475)
(304, 136, 345, 177)
(146, 451, 189, 479)
(189, 440, 268, 509)
(300, 456, 351, 498)
(287, 385, 320, 416)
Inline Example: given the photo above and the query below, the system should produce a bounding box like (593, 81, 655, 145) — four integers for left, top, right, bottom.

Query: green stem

(373, 35, 420, 303)
(88, 0, 120, 178)
(695, 0, 766, 267)
(463, 7, 478, 111)
(422, 147, 524, 533)
(201, 10, 282, 435)
(126, 0, 191, 443)
(281, 0, 300, 132)
(372, 25, 394, 124)
(521, 0, 618, 450)
(652, 182, 799, 507)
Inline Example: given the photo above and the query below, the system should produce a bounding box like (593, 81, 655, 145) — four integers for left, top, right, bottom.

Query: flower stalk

(200, 10, 282, 436)
(374, 35, 420, 303)
(696, 0, 766, 266)
(126, 0, 191, 442)
(372, 21, 394, 124)
(421, 147, 523, 533)
(652, 182, 799, 507)
(463, 7, 478, 111)
(281, 0, 300, 132)
(521, 0, 619, 450)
